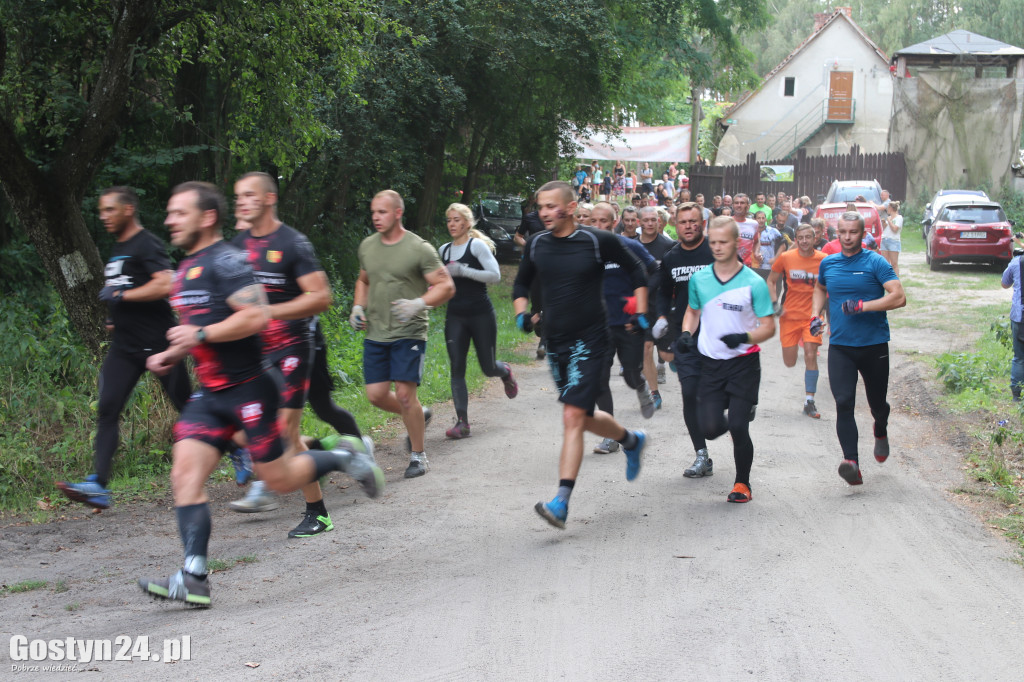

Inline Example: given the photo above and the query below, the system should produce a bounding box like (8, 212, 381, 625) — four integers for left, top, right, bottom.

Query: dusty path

(3, 252, 1024, 680)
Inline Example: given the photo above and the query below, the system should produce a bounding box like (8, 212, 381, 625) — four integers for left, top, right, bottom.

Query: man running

(58, 187, 192, 509)
(636, 206, 675, 409)
(811, 211, 906, 486)
(513, 181, 649, 529)
(591, 201, 657, 454)
(226, 172, 336, 538)
(351, 190, 455, 478)
(652, 202, 715, 477)
(767, 223, 826, 418)
(678, 216, 775, 503)
(138, 182, 382, 606)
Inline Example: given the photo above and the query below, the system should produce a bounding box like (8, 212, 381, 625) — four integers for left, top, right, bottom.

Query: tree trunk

(169, 59, 210, 188)
(412, 134, 447, 232)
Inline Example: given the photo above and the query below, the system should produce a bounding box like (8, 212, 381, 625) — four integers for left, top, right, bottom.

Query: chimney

(814, 13, 830, 31)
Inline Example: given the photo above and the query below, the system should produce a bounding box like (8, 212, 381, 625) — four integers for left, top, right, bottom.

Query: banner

(574, 125, 691, 163)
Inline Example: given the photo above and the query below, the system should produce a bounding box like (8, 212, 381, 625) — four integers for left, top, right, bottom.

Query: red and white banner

(574, 125, 691, 163)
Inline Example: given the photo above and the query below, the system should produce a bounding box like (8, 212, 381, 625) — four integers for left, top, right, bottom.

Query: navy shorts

(269, 342, 313, 410)
(174, 371, 284, 463)
(363, 339, 427, 385)
(547, 329, 609, 415)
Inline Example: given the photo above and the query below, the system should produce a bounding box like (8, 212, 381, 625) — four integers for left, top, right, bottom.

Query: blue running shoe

(624, 430, 647, 481)
(227, 446, 253, 486)
(534, 497, 568, 529)
(56, 474, 111, 509)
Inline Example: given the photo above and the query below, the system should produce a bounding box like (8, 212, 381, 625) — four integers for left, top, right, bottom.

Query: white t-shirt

(882, 214, 903, 241)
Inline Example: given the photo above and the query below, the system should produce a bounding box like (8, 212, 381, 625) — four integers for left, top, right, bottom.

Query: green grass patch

(207, 555, 259, 573)
(64, 602, 82, 612)
(53, 580, 68, 593)
(2, 580, 48, 595)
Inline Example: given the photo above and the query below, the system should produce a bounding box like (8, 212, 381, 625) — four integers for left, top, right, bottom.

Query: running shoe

(227, 446, 254, 486)
(874, 437, 890, 463)
(319, 433, 342, 451)
(56, 474, 111, 510)
(657, 364, 667, 384)
(138, 569, 211, 607)
(593, 437, 620, 454)
(652, 391, 663, 410)
(405, 452, 429, 478)
(727, 482, 752, 503)
(636, 385, 656, 419)
(404, 407, 433, 453)
(802, 400, 821, 420)
(446, 420, 471, 439)
(534, 497, 568, 529)
(228, 480, 280, 513)
(288, 510, 334, 538)
(623, 430, 647, 481)
(330, 435, 385, 498)
(683, 449, 713, 478)
(502, 365, 519, 399)
(838, 459, 863, 485)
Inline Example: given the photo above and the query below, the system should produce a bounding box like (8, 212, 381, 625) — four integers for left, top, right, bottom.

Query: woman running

(439, 203, 519, 438)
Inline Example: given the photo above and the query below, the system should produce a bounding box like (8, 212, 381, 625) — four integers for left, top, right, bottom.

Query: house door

(827, 71, 853, 121)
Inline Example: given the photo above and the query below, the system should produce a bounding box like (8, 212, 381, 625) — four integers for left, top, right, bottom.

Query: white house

(716, 7, 892, 164)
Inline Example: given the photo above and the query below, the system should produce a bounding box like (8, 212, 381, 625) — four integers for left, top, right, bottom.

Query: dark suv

(472, 195, 524, 263)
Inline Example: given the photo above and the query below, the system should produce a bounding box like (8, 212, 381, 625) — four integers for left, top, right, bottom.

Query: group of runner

(55, 173, 905, 604)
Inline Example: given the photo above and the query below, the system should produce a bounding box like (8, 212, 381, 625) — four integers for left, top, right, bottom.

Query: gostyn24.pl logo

(8, 635, 191, 666)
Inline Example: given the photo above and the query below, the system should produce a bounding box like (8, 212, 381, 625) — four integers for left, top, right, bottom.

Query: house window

(783, 77, 796, 97)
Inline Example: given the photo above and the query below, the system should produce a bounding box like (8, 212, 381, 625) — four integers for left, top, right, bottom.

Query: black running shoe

(288, 511, 334, 538)
(138, 569, 211, 607)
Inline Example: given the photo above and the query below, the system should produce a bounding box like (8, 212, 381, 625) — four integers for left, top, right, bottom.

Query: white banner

(574, 125, 692, 163)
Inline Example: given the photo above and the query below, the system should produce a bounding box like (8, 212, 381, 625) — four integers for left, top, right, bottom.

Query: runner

(225, 172, 336, 538)
(512, 181, 650, 529)
(652, 202, 715, 477)
(636, 206, 675, 410)
(811, 211, 906, 485)
(767, 223, 826, 419)
(591, 201, 657, 454)
(350, 190, 455, 478)
(137, 181, 382, 606)
(731, 193, 758, 266)
(678, 216, 775, 502)
(439, 202, 519, 439)
(57, 187, 192, 509)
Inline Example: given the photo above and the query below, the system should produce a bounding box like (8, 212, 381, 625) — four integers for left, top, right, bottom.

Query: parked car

(472, 194, 524, 264)
(925, 201, 1014, 271)
(813, 201, 883, 242)
(822, 179, 883, 205)
(921, 189, 990, 238)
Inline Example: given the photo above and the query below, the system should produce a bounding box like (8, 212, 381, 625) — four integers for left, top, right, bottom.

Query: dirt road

(3, 252, 1023, 680)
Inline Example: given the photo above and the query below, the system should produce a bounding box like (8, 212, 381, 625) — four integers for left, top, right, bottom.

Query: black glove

(720, 332, 749, 349)
(675, 331, 697, 354)
(516, 312, 534, 333)
(626, 313, 650, 335)
(98, 285, 127, 305)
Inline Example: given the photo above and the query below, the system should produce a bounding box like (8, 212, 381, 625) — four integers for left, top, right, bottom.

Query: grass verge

(207, 555, 259, 573)
(1, 580, 48, 595)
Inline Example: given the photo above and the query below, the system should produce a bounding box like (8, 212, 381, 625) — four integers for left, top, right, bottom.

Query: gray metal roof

(894, 30, 1024, 57)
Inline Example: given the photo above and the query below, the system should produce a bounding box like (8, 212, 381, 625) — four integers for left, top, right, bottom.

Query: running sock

(306, 499, 327, 516)
(805, 370, 819, 395)
(618, 429, 639, 450)
(806, 394, 814, 402)
(176, 503, 211, 579)
(556, 479, 575, 503)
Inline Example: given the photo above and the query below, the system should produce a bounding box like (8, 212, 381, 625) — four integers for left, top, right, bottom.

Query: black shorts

(546, 329, 609, 415)
(174, 371, 284, 463)
(269, 342, 314, 409)
(673, 346, 703, 381)
(698, 352, 761, 404)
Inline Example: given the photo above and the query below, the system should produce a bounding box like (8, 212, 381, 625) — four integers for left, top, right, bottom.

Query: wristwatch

(195, 327, 206, 343)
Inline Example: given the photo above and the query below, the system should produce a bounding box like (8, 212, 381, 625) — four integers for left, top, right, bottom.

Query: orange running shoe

(727, 482, 752, 503)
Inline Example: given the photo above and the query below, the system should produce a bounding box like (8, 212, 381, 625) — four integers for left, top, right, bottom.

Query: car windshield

(480, 198, 522, 220)
(940, 206, 1006, 223)
(831, 186, 881, 203)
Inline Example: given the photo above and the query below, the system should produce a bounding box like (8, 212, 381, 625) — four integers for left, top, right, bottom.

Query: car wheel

(929, 256, 944, 271)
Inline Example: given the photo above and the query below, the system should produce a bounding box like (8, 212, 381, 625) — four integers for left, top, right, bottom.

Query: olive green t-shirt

(358, 230, 443, 342)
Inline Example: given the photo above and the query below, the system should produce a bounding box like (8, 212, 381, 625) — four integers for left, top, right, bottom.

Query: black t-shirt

(104, 228, 176, 353)
(171, 241, 266, 391)
(513, 226, 646, 342)
(657, 239, 714, 330)
(710, 207, 724, 217)
(441, 238, 491, 316)
(231, 223, 321, 351)
(636, 232, 674, 316)
(515, 211, 545, 239)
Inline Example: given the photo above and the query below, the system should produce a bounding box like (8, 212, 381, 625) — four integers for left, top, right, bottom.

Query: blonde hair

(708, 215, 739, 240)
(374, 189, 404, 212)
(888, 200, 901, 213)
(446, 202, 495, 254)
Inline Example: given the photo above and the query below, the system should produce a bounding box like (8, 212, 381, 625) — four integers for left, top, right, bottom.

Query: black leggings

(596, 326, 644, 415)
(95, 345, 191, 487)
(697, 354, 759, 486)
(307, 340, 361, 438)
(445, 309, 509, 421)
(675, 352, 707, 452)
(828, 343, 890, 462)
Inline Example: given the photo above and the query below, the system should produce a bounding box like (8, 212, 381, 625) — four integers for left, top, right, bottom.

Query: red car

(926, 202, 1014, 271)
(814, 202, 883, 242)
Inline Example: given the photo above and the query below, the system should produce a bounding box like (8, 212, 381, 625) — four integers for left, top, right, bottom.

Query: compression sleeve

(458, 239, 501, 283)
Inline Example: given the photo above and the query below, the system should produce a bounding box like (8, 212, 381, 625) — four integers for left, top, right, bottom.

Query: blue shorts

(363, 339, 427, 385)
(880, 238, 901, 252)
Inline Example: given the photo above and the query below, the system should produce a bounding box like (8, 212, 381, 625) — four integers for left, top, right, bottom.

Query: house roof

(724, 9, 888, 119)
(893, 30, 1024, 58)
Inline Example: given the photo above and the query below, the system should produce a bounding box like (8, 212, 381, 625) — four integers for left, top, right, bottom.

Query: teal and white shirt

(688, 265, 773, 360)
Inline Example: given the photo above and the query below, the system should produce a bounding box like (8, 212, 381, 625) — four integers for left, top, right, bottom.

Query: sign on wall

(759, 164, 795, 182)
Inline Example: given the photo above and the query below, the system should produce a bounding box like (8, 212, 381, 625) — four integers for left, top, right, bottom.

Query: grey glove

(349, 304, 367, 331)
(391, 297, 429, 323)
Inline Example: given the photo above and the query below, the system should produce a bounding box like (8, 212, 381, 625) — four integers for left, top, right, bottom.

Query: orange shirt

(771, 249, 826, 318)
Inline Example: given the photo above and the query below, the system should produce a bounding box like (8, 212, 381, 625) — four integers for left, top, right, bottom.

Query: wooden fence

(689, 146, 907, 202)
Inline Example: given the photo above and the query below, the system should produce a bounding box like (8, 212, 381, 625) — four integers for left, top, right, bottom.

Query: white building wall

(717, 18, 892, 164)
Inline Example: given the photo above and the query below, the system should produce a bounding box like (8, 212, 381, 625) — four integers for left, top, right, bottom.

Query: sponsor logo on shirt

(253, 271, 287, 287)
(788, 269, 818, 284)
(720, 302, 744, 312)
(186, 266, 204, 280)
(267, 250, 283, 263)
(171, 290, 211, 307)
(240, 402, 263, 424)
(670, 264, 705, 282)
(281, 356, 300, 375)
